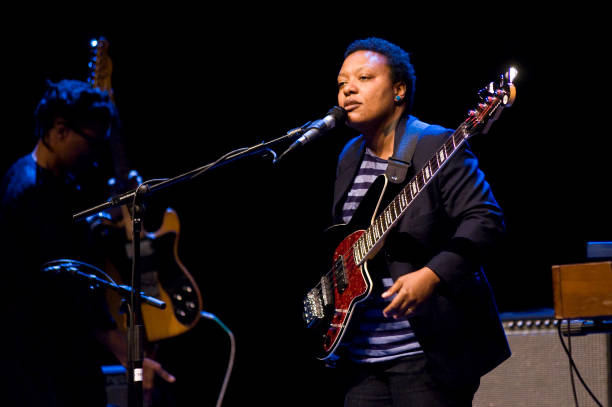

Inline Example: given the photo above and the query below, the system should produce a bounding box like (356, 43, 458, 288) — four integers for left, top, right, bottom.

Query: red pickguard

(322, 229, 373, 355)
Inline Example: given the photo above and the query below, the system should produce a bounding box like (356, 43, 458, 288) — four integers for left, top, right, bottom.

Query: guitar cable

(200, 311, 236, 407)
(557, 320, 603, 407)
(133, 176, 236, 406)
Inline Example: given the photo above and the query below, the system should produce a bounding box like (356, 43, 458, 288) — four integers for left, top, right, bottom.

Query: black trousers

(338, 353, 479, 407)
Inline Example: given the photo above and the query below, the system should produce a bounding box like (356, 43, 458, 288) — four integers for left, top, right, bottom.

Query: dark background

(2, 10, 610, 406)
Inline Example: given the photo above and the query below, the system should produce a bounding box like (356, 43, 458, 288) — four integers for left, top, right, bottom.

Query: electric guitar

(303, 68, 517, 360)
(88, 37, 203, 341)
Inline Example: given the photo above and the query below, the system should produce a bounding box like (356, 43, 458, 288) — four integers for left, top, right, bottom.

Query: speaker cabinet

(473, 309, 612, 407)
(102, 365, 128, 407)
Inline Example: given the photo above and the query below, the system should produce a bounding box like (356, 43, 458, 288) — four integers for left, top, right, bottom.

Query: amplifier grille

(473, 310, 612, 407)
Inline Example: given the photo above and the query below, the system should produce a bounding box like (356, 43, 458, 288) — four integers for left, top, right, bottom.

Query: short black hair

(34, 79, 114, 140)
(344, 37, 416, 114)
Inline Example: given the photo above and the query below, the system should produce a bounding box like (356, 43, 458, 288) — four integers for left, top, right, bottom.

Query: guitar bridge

(303, 288, 325, 328)
(303, 275, 335, 328)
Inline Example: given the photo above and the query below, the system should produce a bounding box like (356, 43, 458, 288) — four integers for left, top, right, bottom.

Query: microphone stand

(128, 189, 144, 407)
(73, 125, 307, 407)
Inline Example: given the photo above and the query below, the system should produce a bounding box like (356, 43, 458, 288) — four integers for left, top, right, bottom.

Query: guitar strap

(385, 116, 429, 184)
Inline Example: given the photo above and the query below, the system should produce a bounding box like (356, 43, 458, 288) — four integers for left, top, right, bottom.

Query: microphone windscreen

(327, 106, 347, 123)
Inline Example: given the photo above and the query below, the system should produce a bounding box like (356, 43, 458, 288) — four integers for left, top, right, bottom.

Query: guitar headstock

(464, 67, 517, 137)
(88, 37, 114, 99)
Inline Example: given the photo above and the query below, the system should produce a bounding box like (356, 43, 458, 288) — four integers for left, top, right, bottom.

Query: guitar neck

(88, 37, 134, 191)
(352, 117, 483, 265)
(349, 68, 516, 265)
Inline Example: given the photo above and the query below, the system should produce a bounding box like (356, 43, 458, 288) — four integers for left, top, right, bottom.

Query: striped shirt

(341, 147, 423, 363)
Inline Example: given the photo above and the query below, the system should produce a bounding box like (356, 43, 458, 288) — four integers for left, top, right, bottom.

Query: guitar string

(345, 121, 470, 259)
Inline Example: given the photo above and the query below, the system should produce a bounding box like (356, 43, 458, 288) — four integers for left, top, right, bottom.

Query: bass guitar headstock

(464, 66, 517, 137)
(88, 37, 114, 100)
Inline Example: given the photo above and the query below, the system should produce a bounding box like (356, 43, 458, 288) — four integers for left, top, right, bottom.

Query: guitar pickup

(334, 256, 348, 294)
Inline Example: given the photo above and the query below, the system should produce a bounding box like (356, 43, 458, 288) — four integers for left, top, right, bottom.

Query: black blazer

(332, 116, 511, 387)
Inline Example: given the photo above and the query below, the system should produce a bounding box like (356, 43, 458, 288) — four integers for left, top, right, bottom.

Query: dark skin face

(337, 50, 406, 158)
(34, 118, 108, 176)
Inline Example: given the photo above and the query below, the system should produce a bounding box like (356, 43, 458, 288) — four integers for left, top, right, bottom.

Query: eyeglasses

(69, 126, 108, 147)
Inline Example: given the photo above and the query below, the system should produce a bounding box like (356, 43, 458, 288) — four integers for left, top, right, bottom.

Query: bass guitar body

(304, 175, 396, 360)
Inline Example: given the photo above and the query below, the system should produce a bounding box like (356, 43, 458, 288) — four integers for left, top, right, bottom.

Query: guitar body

(101, 207, 203, 341)
(306, 175, 398, 360)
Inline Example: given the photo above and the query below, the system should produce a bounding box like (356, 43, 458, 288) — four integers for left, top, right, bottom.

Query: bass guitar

(87, 37, 203, 342)
(303, 68, 517, 360)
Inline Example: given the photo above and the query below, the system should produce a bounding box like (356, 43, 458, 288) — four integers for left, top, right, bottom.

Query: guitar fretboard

(351, 99, 501, 265)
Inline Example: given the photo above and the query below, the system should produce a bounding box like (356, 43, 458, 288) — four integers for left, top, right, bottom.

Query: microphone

(294, 106, 347, 146)
(276, 106, 347, 161)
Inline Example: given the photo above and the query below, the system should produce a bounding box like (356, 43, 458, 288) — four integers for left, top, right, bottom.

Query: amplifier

(473, 309, 612, 407)
(102, 365, 127, 407)
(587, 241, 612, 259)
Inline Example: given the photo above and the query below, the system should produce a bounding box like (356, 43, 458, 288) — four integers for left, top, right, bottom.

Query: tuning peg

(495, 87, 515, 107)
(488, 81, 496, 93)
(478, 87, 491, 100)
(506, 67, 518, 83)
